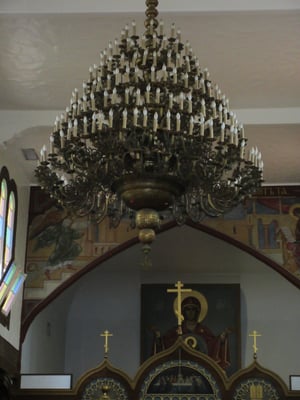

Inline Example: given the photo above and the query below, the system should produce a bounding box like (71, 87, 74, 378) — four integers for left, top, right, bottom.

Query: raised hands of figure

(219, 327, 233, 341)
(149, 326, 161, 338)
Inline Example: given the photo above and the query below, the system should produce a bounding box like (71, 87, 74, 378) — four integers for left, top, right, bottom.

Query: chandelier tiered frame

(35, 0, 263, 251)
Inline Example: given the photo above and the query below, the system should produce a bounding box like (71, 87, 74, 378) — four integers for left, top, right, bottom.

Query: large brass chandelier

(36, 0, 263, 256)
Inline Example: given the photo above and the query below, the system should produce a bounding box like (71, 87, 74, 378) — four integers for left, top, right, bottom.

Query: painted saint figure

(153, 292, 231, 371)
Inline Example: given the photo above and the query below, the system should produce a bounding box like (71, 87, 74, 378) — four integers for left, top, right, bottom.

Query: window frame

(0, 166, 18, 326)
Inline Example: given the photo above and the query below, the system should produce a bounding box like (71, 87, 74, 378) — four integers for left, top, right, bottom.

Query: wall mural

(24, 186, 300, 303)
(203, 186, 300, 278)
(24, 187, 137, 295)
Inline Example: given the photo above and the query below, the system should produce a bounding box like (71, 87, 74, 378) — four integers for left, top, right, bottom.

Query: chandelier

(35, 0, 263, 260)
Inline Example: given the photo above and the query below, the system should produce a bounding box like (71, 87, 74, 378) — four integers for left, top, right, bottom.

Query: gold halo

(184, 335, 197, 349)
(173, 289, 208, 323)
(289, 203, 300, 220)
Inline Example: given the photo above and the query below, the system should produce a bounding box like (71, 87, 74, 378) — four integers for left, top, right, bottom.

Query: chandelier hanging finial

(35, 1, 263, 259)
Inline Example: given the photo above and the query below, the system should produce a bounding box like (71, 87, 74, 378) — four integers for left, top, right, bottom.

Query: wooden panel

(0, 334, 19, 373)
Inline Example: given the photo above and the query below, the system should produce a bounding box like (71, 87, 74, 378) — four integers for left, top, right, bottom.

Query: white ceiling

(0, 0, 299, 187)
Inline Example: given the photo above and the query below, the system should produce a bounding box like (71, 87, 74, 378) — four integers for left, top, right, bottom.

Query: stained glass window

(2, 270, 26, 316)
(0, 167, 17, 279)
(0, 262, 17, 303)
(0, 178, 8, 278)
(3, 192, 16, 272)
(0, 166, 18, 321)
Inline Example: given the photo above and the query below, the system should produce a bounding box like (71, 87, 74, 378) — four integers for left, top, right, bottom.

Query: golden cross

(249, 330, 262, 354)
(167, 281, 192, 330)
(101, 330, 113, 355)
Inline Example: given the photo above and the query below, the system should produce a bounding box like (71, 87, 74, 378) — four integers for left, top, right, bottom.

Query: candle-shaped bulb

(60, 129, 65, 148)
(159, 19, 164, 36)
(91, 112, 96, 133)
(122, 108, 127, 129)
(109, 109, 113, 128)
(83, 116, 88, 134)
(209, 119, 214, 138)
(176, 113, 181, 132)
(90, 92, 96, 110)
(74, 87, 79, 101)
(201, 98, 206, 116)
(104, 90, 108, 107)
(173, 67, 177, 84)
(50, 134, 54, 153)
(151, 65, 156, 82)
(125, 88, 130, 104)
(89, 66, 93, 82)
(108, 41, 113, 56)
(218, 104, 223, 122)
(211, 101, 216, 118)
(178, 92, 184, 110)
(153, 112, 158, 132)
(124, 24, 129, 37)
(73, 118, 78, 136)
(166, 110, 171, 130)
(206, 81, 212, 97)
(259, 160, 264, 171)
(200, 116, 205, 136)
(220, 122, 225, 142)
(132, 20, 136, 36)
(240, 124, 245, 138)
(204, 68, 209, 80)
(153, 51, 157, 66)
(142, 49, 148, 65)
(230, 125, 235, 144)
(156, 87, 160, 103)
(171, 23, 175, 38)
(146, 84, 151, 103)
(106, 74, 111, 90)
(41, 145, 47, 161)
(169, 92, 174, 109)
(133, 107, 138, 126)
(162, 64, 167, 81)
(167, 50, 172, 67)
(188, 93, 192, 113)
(143, 108, 148, 127)
(136, 88, 141, 105)
(189, 116, 194, 135)
(98, 112, 103, 130)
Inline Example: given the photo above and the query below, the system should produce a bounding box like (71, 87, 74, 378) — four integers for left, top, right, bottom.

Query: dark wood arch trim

(21, 218, 300, 344)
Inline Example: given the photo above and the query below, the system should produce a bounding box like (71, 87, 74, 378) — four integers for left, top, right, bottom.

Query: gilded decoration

(81, 377, 128, 400)
(139, 359, 222, 400)
(232, 378, 280, 400)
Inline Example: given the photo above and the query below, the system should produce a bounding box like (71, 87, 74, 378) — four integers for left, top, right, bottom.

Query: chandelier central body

(35, 0, 263, 257)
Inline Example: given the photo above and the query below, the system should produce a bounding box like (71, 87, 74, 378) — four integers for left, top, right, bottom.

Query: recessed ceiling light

(22, 148, 38, 161)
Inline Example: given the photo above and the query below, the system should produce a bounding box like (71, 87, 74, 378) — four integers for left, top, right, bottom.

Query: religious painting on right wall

(202, 186, 300, 278)
(141, 283, 241, 377)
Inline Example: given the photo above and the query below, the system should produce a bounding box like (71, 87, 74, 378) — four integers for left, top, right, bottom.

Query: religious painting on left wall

(25, 187, 137, 296)
(141, 283, 241, 377)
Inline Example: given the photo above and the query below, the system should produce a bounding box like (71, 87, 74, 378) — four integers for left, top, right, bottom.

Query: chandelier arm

(74, 191, 109, 223)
